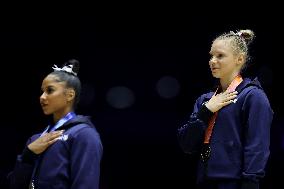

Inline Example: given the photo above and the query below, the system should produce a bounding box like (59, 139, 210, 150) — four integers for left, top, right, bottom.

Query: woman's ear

(237, 53, 245, 66)
(66, 88, 75, 102)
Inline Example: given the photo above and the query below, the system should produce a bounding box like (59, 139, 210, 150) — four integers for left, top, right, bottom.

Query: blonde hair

(214, 29, 255, 71)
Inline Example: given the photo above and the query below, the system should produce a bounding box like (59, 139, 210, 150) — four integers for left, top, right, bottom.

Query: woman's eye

(46, 87, 54, 94)
(217, 54, 223, 58)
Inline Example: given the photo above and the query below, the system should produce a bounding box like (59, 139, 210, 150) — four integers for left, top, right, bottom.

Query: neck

(53, 108, 73, 123)
(220, 72, 240, 91)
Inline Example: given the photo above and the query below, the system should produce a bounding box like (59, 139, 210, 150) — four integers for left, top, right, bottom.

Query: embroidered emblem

(59, 134, 69, 141)
(232, 99, 238, 103)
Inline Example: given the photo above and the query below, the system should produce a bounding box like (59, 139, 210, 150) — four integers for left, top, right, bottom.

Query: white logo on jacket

(58, 134, 69, 141)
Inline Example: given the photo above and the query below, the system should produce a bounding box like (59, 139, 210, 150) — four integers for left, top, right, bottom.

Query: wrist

(21, 147, 38, 164)
(205, 102, 216, 113)
(28, 143, 40, 155)
(197, 103, 214, 123)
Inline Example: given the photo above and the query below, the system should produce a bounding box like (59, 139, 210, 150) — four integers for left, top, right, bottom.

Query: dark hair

(49, 59, 81, 109)
(214, 29, 255, 72)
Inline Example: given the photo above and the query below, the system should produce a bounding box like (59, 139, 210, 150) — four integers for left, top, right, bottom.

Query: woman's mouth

(211, 68, 219, 71)
(41, 103, 48, 108)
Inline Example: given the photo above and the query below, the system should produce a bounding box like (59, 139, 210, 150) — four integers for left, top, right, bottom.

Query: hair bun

(238, 29, 255, 45)
(64, 59, 80, 75)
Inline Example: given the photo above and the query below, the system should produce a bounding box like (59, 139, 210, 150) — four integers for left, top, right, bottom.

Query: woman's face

(40, 74, 72, 119)
(209, 39, 242, 79)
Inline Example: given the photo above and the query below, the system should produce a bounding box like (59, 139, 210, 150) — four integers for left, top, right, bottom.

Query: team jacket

(9, 115, 103, 189)
(177, 77, 273, 185)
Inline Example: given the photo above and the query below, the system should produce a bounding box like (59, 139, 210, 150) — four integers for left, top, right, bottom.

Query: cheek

(56, 94, 68, 104)
(47, 94, 62, 104)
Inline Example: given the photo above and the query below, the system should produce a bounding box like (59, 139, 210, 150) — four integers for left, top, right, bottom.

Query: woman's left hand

(27, 130, 64, 154)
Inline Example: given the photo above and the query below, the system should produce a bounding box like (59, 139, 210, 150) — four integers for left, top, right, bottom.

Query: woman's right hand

(205, 91, 238, 113)
(27, 130, 64, 154)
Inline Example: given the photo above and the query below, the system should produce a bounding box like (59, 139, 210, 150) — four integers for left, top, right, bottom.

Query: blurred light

(106, 86, 135, 109)
(156, 76, 180, 99)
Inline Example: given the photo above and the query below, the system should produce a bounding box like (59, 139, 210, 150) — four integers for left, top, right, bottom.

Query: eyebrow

(41, 85, 55, 90)
(210, 50, 224, 54)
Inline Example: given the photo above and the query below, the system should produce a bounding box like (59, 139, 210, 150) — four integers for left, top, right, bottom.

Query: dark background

(0, 5, 283, 189)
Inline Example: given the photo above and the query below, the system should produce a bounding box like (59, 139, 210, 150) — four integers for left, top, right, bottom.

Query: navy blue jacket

(177, 78, 273, 187)
(9, 115, 103, 189)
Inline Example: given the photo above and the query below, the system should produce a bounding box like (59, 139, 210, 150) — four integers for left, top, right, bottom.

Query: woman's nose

(209, 57, 217, 65)
(40, 92, 46, 100)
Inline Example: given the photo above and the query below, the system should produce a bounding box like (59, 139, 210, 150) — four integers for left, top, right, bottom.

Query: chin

(211, 73, 220, 79)
(42, 110, 52, 115)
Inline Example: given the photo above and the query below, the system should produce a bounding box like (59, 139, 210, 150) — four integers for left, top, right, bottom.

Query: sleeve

(70, 126, 103, 189)
(177, 95, 213, 154)
(8, 136, 39, 189)
(241, 88, 273, 183)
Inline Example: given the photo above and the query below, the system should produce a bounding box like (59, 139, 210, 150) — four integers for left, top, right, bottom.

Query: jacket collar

(203, 77, 263, 101)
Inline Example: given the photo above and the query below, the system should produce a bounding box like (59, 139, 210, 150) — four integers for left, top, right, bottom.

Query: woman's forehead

(210, 39, 232, 52)
(42, 74, 64, 86)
